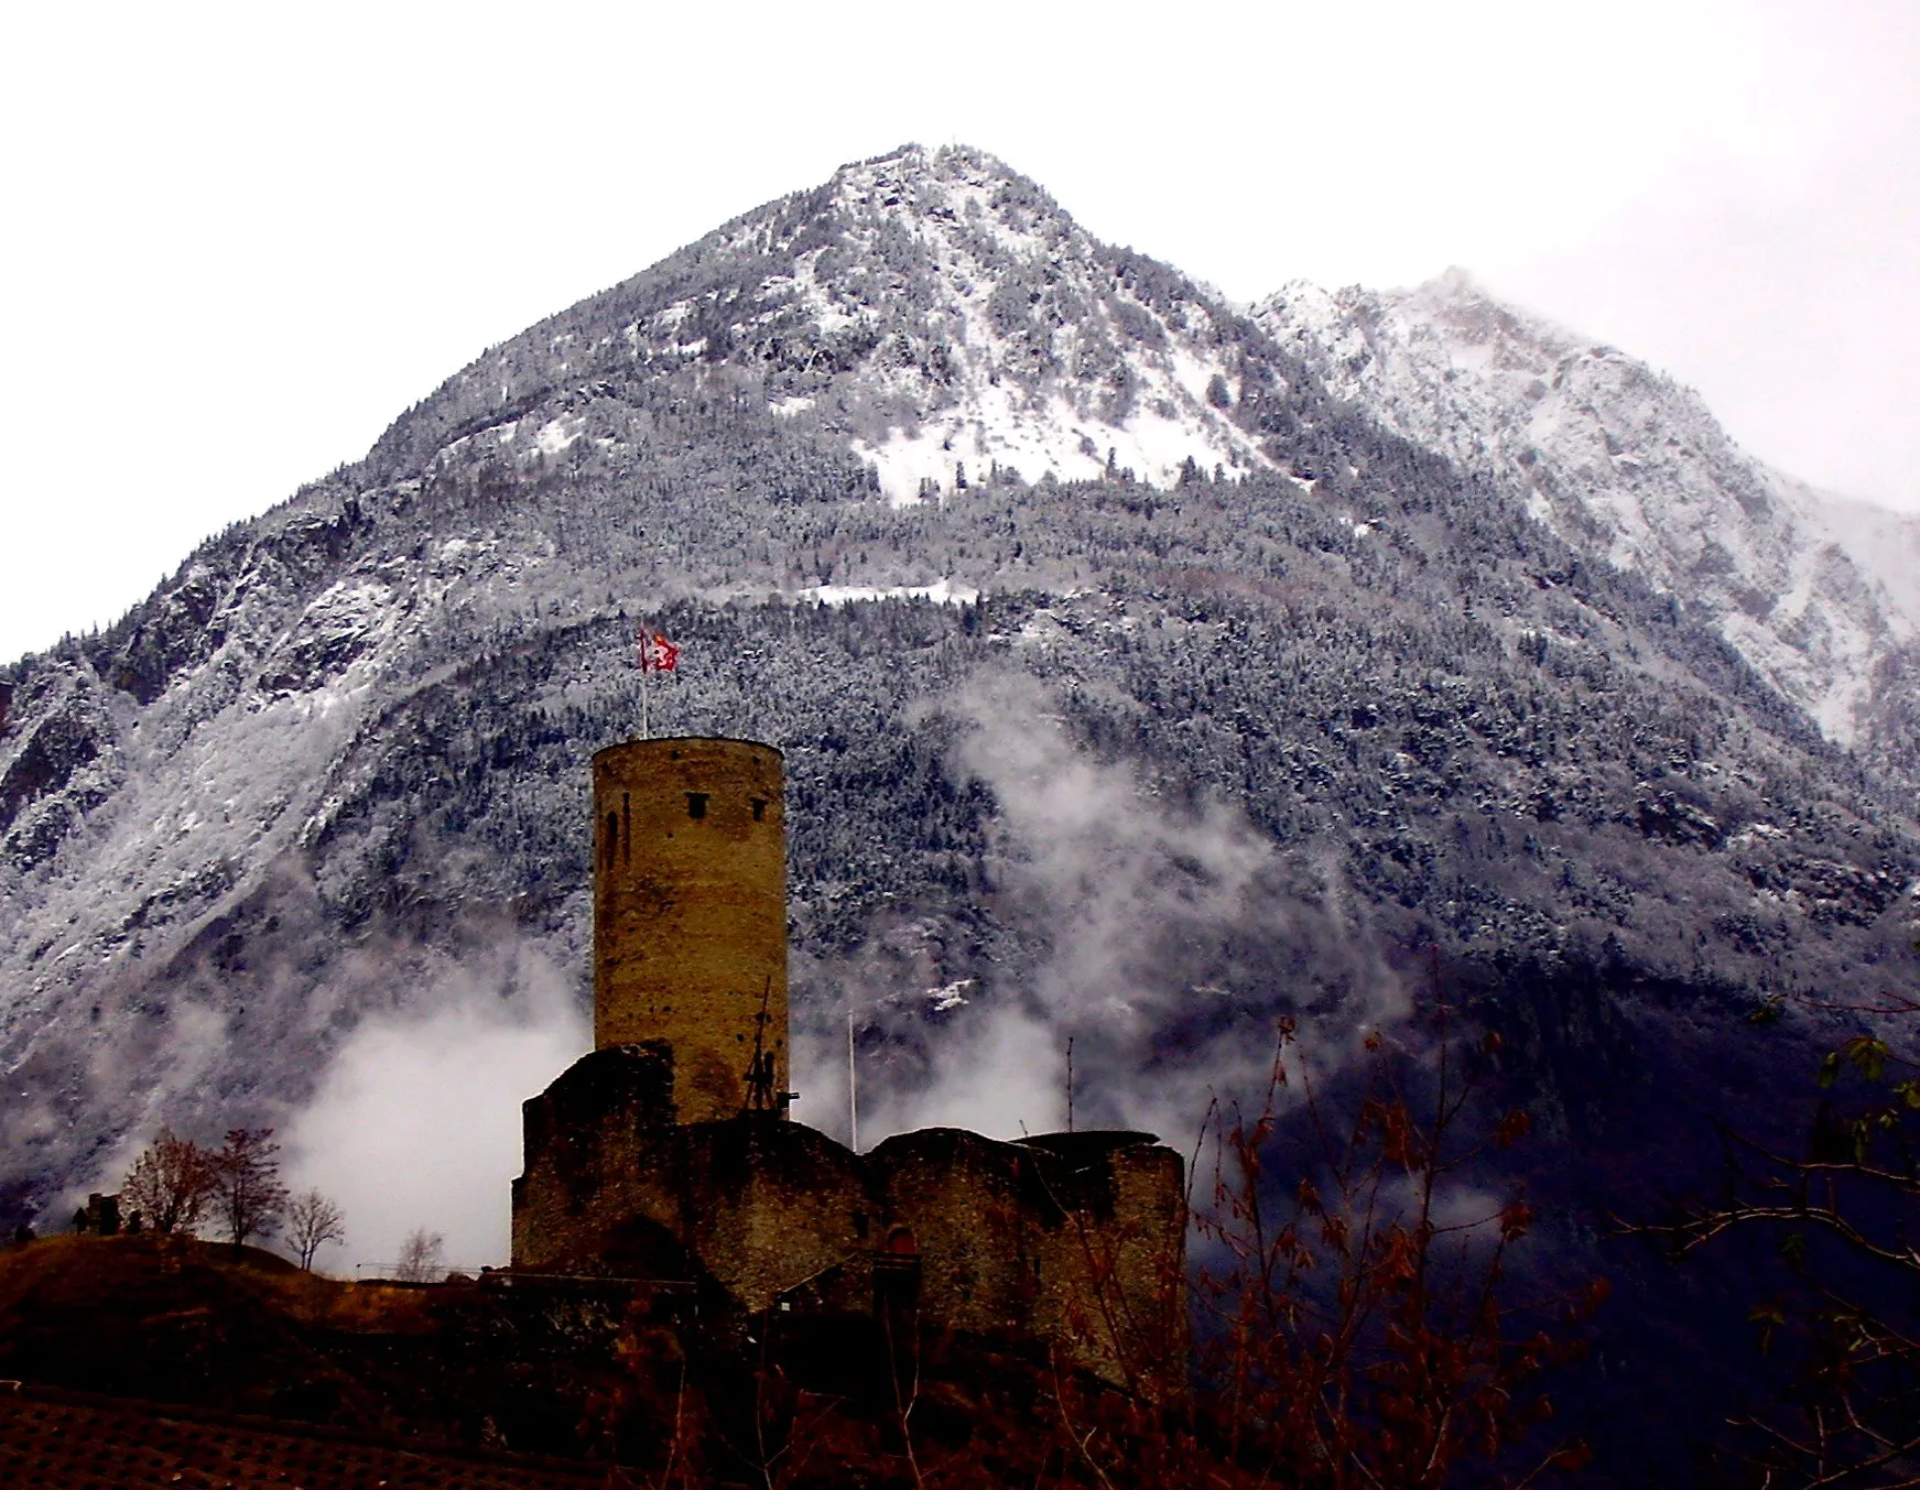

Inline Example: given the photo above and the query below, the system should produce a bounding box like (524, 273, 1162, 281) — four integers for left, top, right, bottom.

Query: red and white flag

(639, 631, 679, 673)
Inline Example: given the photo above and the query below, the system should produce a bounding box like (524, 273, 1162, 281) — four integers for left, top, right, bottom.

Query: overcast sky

(2, 0, 1913, 662)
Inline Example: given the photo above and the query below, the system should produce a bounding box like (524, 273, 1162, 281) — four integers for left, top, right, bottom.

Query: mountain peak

(680, 144, 1274, 501)
(812, 141, 1082, 270)
(827, 141, 1046, 206)
(361, 141, 1278, 507)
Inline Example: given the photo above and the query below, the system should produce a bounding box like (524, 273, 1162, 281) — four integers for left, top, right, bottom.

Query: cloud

(795, 672, 1407, 1151)
(28, 996, 236, 1232)
(280, 941, 586, 1273)
(859, 1004, 1066, 1146)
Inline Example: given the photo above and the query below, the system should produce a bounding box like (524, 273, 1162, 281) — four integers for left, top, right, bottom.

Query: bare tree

(394, 1227, 445, 1283)
(211, 1128, 289, 1249)
(284, 1188, 345, 1271)
(121, 1129, 215, 1235)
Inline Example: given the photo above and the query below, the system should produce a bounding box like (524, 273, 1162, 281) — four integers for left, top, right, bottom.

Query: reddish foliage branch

(1176, 1007, 1598, 1490)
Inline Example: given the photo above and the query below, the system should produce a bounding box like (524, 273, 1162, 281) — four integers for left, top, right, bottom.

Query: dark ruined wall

(871, 1128, 1187, 1389)
(667, 1119, 882, 1312)
(514, 1089, 881, 1312)
(868, 1128, 1040, 1335)
(1020, 1135, 1188, 1393)
(512, 1052, 1185, 1387)
(511, 1044, 678, 1272)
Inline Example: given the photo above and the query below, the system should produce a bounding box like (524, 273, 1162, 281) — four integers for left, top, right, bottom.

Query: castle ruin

(511, 737, 1186, 1388)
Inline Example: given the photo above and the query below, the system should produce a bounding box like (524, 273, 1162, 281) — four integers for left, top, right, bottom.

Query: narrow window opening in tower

(621, 793, 631, 864)
(686, 792, 708, 819)
(604, 811, 619, 866)
(750, 797, 767, 822)
(854, 1211, 870, 1240)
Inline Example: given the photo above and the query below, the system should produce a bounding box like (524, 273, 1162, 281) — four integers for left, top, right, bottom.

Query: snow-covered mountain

(2, 151, 1917, 1471)
(378, 144, 1275, 514)
(1823, 494, 1920, 628)
(745, 148, 1273, 498)
(1256, 271, 1918, 754)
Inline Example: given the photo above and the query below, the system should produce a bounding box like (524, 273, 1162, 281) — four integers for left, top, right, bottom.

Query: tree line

(77, 1127, 451, 1282)
(104, 1127, 345, 1271)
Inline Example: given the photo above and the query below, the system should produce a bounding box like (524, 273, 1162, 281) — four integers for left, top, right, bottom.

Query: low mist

(795, 672, 1407, 1152)
(282, 944, 585, 1274)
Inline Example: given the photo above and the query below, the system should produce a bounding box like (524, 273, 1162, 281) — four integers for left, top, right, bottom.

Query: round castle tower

(592, 737, 788, 1123)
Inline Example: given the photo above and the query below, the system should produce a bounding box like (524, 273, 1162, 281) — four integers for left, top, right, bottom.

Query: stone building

(511, 737, 1185, 1389)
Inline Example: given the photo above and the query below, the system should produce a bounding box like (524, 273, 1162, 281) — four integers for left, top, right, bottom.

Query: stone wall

(1017, 1134, 1189, 1394)
(866, 1128, 1040, 1336)
(514, 1051, 882, 1312)
(871, 1129, 1186, 1390)
(511, 1044, 679, 1272)
(513, 1074, 1185, 1387)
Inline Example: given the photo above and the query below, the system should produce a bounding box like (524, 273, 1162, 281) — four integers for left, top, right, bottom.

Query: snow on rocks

(1257, 270, 1914, 747)
(257, 580, 398, 696)
(926, 978, 974, 1012)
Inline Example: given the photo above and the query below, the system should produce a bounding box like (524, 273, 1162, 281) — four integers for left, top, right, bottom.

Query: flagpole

(641, 652, 650, 741)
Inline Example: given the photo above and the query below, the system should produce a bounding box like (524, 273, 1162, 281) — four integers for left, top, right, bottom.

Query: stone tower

(517, 735, 1188, 1391)
(592, 737, 787, 1123)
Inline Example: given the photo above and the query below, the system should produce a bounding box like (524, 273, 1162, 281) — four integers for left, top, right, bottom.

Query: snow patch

(927, 978, 974, 1012)
(535, 416, 584, 455)
(852, 382, 1259, 508)
(795, 578, 980, 607)
(1726, 822, 1789, 850)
